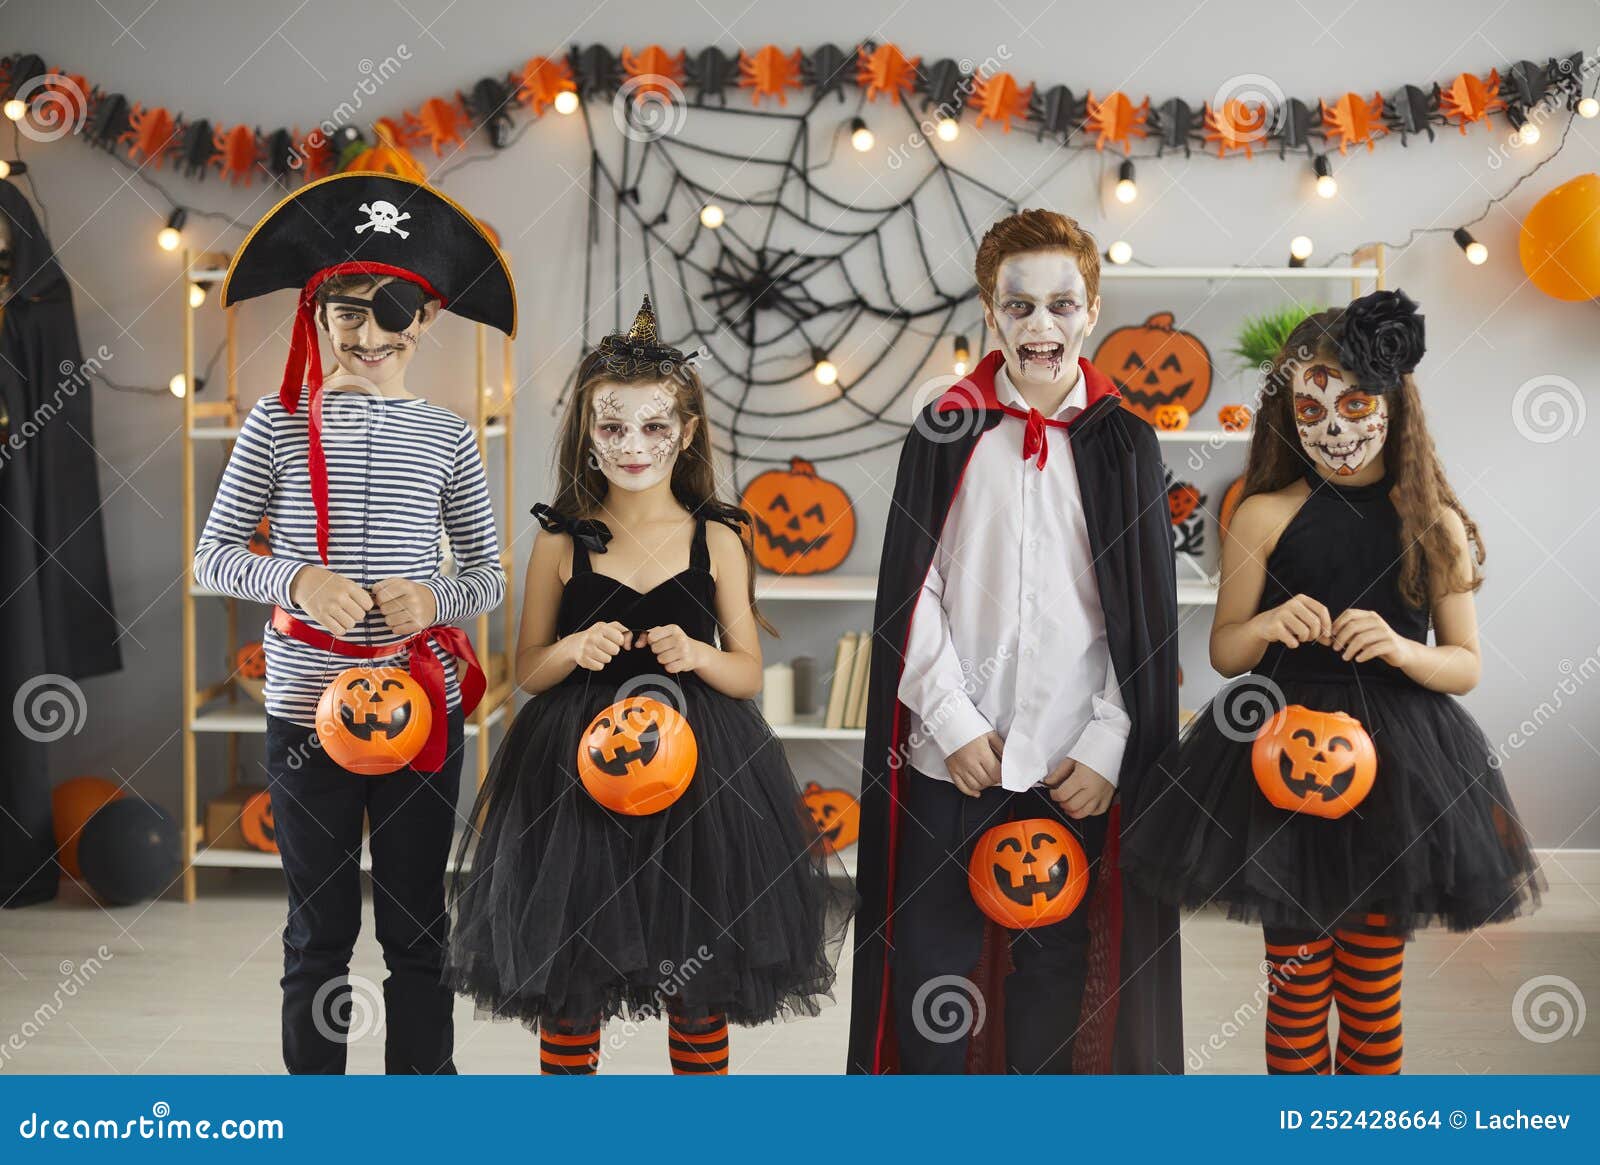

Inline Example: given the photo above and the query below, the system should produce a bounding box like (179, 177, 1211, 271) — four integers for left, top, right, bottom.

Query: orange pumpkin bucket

(1251, 705, 1377, 819)
(577, 696, 698, 816)
(315, 666, 434, 776)
(967, 817, 1090, 929)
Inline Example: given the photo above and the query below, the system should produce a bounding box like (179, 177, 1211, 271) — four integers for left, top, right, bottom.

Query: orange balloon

(52, 776, 126, 879)
(1519, 173, 1600, 301)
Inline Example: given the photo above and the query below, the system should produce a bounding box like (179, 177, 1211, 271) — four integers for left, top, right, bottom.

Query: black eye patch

(326, 280, 426, 333)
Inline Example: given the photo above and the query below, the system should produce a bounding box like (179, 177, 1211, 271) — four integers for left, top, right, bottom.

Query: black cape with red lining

(845, 349, 1183, 1074)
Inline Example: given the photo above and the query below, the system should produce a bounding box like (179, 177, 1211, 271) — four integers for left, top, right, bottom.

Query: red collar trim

(935, 348, 1118, 416)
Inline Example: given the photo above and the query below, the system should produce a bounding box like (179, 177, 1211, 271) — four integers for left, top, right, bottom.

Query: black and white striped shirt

(194, 390, 506, 728)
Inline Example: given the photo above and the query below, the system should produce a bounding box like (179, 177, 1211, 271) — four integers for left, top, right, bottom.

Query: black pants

(264, 708, 463, 1075)
(890, 770, 1109, 1074)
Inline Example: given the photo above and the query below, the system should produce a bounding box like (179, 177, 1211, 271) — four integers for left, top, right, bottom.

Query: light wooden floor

(2, 853, 1596, 1074)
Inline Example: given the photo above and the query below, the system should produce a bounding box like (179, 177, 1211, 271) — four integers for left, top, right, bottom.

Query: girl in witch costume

(1119, 291, 1541, 1075)
(194, 173, 513, 1073)
(444, 296, 849, 1074)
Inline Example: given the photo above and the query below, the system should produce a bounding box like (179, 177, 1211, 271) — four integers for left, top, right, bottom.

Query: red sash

(272, 606, 486, 773)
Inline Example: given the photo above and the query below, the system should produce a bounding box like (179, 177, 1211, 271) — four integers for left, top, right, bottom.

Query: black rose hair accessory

(1335, 288, 1425, 393)
(595, 295, 695, 377)
(531, 503, 614, 555)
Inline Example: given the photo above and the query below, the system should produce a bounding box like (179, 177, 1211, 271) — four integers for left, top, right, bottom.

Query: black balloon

(78, 800, 180, 906)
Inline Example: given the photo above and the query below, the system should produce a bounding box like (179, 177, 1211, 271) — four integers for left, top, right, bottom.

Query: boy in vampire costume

(847, 210, 1183, 1074)
(195, 172, 513, 1073)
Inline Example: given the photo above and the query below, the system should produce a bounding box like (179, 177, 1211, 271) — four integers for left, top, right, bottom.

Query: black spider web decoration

(568, 90, 1016, 466)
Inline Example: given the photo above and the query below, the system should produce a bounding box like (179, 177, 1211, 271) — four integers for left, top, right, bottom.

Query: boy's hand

(637, 624, 704, 674)
(945, 731, 1004, 798)
(1045, 758, 1114, 818)
(371, 578, 439, 637)
(569, 621, 630, 671)
(289, 565, 373, 638)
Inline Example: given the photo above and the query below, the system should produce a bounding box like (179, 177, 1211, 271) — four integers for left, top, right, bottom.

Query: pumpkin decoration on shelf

(968, 818, 1090, 930)
(1165, 468, 1206, 557)
(234, 640, 268, 703)
(315, 667, 433, 776)
(1093, 311, 1213, 422)
(1218, 475, 1247, 538)
(1251, 705, 1377, 819)
(801, 782, 860, 851)
(739, 457, 856, 575)
(577, 696, 698, 816)
(240, 790, 278, 854)
(1152, 403, 1190, 431)
(1218, 403, 1253, 432)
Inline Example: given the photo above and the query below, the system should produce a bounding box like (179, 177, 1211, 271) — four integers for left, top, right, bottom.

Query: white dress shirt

(897, 361, 1131, 791)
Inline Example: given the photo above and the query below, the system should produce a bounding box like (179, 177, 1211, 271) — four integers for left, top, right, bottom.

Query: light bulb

(1315, 174, 1337, 198)
(553, 89, 579, 116)
(1454, 227, 1488, 265)
(936, 116, 959, 142)
(850, 118, 874, 152)
(1579, 96, 1599, 119)
(1113, 159, 1138, 204)
(952, 334, 970, 376)
(699, 203, 725, 229)
(1289, 235, 1314, 261)
(157, 227, 182, 252)
(813, 358, 838, 386)
(188, 283, 207, 309)
(1516, 122, 1541, 146)
(2, 98, 25, 122)
(1107, 240, 1133, 265)
(169, 374, 188, 398)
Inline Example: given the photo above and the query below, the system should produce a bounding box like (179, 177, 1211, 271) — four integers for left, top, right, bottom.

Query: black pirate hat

(221, 171, 516, 562)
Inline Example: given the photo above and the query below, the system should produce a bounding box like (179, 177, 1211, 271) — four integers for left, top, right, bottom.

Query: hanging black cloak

(0, 179, 122, 908)
(845, 349, 1184, 1073)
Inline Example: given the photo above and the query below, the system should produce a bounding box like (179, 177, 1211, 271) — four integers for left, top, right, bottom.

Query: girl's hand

(1248, 594, 1332, 651)
(637, 624, 704, 674)
(1331, 608, 1413, 666)
(568, 621, 630, 670)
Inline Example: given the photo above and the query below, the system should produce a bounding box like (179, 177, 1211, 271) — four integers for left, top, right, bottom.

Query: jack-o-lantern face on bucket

(1251, 705, 1377, 819)
(577, 696, 698, 815)
(968, 818, 1090, 929)
(739, 458, 856, 575)
(1093, 311, 1213, 422)
(315, 667, 434, 776)
(801, 783, 860, 851)
(241, 790, 278, 853)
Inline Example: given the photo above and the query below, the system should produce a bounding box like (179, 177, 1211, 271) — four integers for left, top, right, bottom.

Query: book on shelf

(823, 632, 858, 730)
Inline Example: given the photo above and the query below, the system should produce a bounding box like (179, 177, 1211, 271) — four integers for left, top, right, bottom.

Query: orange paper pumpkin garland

(968, 818, 1090, 929)
(1251, 705, 1377, 819)
(315, 667, 434, 776)
(577, 697, 698, 816)
(740, 458, 856, 575)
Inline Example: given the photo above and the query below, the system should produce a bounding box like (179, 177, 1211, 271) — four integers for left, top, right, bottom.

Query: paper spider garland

(1439, 69, 1506, 133)
(739, 46, 805, 105)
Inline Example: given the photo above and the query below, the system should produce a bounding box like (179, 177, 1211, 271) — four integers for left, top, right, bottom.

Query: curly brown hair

(1244, 307, 1484, 607)
(550, 349, 776, 635)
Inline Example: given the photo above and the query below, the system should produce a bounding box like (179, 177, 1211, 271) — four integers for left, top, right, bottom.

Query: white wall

(5, 0, 1597, 844)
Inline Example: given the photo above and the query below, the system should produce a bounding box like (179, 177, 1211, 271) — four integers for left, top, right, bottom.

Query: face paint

(1292, 360, 1389, 476)
(589, 384, 688, 493)
(321, 277, 428, 385)
(986, 250, 1097, 391)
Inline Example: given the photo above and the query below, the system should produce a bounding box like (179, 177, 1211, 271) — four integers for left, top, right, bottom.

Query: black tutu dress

(444, 505, 851, 1028)
(1120, 470, 1540, 937)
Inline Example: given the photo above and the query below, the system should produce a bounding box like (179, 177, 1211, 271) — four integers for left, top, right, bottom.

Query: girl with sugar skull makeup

(444, 297, 850, 1074)
(1120, 290, 1541, 1076)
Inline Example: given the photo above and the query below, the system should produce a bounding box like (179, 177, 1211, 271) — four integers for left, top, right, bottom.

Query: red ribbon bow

(271, 606, 485, 773)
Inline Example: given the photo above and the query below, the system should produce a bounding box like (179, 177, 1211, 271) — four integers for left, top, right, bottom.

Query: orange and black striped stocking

(539, 1016, 602, 1075)
(1263, 928, 1335, 1074)
(667, 1013, 729, 1074)
(1332, 915, 1405, 1074)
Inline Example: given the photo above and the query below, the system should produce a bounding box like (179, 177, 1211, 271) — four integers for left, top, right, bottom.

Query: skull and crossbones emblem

(356, 201, 411, 239)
